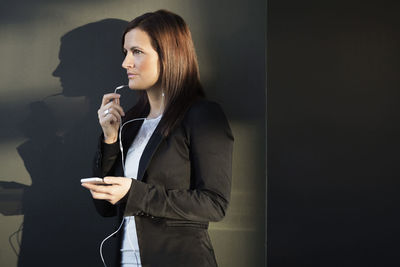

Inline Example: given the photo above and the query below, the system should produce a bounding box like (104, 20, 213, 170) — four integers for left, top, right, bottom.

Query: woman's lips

(127, 73, 138, 79)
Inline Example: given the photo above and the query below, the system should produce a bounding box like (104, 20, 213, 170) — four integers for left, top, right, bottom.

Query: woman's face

(122, 28, 160, 90)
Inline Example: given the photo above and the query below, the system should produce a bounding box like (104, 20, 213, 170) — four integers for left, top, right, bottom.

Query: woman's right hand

(97, 93, 125, 144)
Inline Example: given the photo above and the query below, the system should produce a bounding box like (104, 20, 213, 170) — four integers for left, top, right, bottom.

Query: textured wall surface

(0, 0, 266, 266)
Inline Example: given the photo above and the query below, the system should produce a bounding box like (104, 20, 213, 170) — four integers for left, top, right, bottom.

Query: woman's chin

(129, 83, 150, 91)
(128, 81, 138, 90)
(129, 86, 145, 90)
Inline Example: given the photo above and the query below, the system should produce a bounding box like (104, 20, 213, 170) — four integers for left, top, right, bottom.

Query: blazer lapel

(137, 122, 164, 181)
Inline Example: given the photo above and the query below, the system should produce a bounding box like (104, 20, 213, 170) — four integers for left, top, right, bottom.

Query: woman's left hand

(81, 177, 132, 205)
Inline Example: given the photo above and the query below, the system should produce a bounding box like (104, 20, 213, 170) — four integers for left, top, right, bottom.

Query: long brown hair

(122, 10, 205, 136)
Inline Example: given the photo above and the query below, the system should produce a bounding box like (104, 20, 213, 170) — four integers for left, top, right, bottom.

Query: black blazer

(92, 98, 234, 267)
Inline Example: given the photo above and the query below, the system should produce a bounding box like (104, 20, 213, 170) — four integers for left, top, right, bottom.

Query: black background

(268, 1, 400, 266)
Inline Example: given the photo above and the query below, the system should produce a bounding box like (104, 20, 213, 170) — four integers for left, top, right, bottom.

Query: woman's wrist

(103, 134, 118, 144)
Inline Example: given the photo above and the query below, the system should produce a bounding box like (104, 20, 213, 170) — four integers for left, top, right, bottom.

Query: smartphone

(81, 177, 108, 185)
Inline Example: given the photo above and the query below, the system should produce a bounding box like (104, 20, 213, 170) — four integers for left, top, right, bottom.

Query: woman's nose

(122, 53, 134, 69)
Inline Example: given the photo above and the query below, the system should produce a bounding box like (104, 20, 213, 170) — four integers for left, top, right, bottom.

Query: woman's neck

(146, 87, 165, 119)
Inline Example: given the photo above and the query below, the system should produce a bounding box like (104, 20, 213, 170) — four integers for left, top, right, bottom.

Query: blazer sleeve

(123, 101, 234, 222)
(92, 134, 121, 217)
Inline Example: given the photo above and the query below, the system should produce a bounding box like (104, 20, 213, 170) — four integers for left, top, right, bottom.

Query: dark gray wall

(0, 1, 266, 266)
(268, 1, 400, 266)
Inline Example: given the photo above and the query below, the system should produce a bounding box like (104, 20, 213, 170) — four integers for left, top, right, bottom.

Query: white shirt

(121, 114, 162, 266)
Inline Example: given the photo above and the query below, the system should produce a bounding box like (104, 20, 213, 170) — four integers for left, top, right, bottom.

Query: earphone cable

(99, 85, 164, 266)
(100, 217, 124, 267)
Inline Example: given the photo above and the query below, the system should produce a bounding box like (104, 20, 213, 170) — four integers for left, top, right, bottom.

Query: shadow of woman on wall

(12, 18, 137, 267)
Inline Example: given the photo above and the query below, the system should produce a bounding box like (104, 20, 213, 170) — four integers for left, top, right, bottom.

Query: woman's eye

(133, 49, 143, 55)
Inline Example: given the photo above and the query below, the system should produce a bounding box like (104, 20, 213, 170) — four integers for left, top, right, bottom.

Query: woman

(82, 10, 233, 267)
